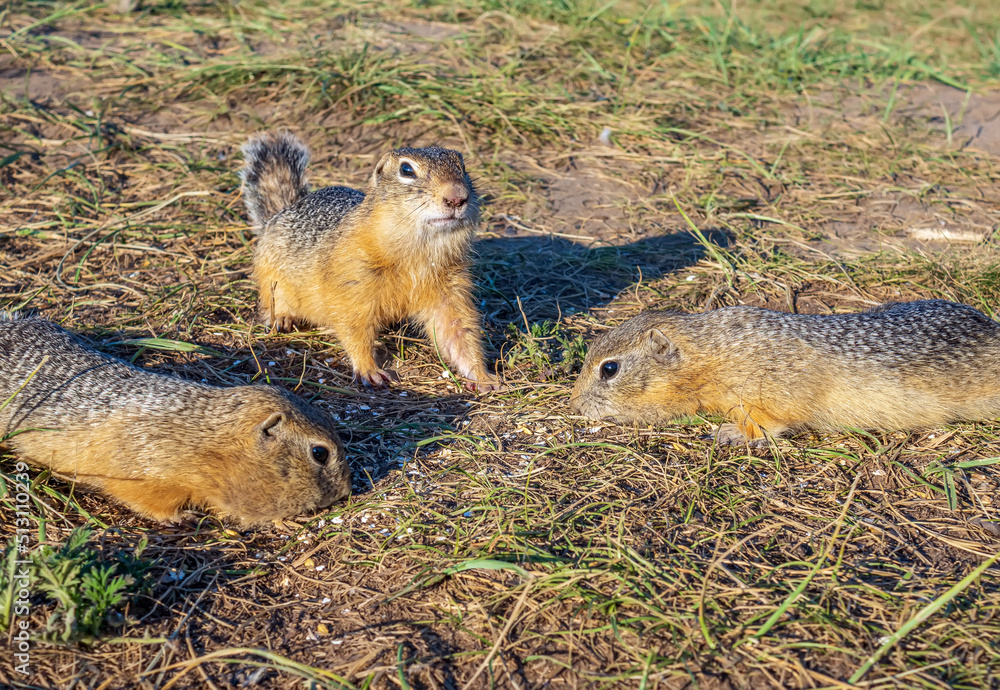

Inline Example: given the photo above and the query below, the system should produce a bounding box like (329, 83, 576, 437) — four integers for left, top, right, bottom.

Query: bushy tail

(239, 131, 311, 231)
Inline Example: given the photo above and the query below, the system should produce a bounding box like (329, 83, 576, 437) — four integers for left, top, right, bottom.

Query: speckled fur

(0, 314, 351, 523)
(570, 300, 1000, 444)
(239, 131, 499, 391)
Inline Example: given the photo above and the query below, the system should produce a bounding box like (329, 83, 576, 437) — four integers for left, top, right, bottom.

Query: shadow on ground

(475, 229, 730, 325)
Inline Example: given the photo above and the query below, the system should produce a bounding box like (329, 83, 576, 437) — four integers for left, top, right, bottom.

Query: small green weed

(504, 320, 587, 376)
(0, 527, 154, 644)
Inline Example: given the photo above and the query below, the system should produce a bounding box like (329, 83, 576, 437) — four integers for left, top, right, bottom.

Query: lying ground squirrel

(570, 300, 1000, 445)
(0, 313, 351, 524)
(239, 131, 500, 392)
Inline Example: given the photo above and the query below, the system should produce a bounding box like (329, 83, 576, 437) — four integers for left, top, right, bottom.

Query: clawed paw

(273, 315, 297, 333)
(711, 423, 767, 448)
(158, 511, 204, 528)
(355, 368, 399, 389)
(465, 377, 504, 393)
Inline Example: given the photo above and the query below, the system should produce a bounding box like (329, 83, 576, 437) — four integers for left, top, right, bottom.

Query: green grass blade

(849, 550, 1000, 684)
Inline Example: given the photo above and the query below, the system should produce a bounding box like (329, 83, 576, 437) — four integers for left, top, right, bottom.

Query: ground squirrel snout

(239, 131, 500, 392)
(0, 313, 351, 524)
(571, 300, 1000, 445)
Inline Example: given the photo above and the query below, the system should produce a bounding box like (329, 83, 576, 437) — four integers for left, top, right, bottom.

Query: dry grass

(1, 1, 999, 688)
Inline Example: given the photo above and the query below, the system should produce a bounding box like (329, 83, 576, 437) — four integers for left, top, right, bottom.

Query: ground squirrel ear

(371, 153, 393, 184)
(646, 328, 678, 363)
(258, 412, 284, 438)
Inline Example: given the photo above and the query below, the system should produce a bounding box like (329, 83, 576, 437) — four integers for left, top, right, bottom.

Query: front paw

(355, 368, 399, 389)
(712, 423, 767, 448)
(158, 510, 204, 528)
(266, 314, 297, 333)
(465, 376, 504, 393)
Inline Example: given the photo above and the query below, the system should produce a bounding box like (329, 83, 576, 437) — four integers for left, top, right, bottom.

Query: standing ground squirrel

(239, 131, 500, 392)
(0, 313, 351, 524)
(570, 300, 1000, 445)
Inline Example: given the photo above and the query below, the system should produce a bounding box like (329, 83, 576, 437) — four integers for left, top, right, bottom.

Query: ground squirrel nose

(442, 183, 468, 209)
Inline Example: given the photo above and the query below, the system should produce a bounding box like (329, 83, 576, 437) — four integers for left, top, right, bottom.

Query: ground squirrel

(0, 313, 351, 524)
(570, 300, 1000, 445)
(239, 131, 500, 392)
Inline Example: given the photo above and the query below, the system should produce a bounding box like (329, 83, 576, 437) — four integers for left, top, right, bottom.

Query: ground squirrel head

(208, 386, 351, 525)
(368, 146, 480, 238)
(570, 312, 698, 425)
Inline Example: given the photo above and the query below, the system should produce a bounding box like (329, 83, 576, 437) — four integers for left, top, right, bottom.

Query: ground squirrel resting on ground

(570, 300, 1000, 446)
(0, 313, 351, 524)
(239, 131, 501, 392)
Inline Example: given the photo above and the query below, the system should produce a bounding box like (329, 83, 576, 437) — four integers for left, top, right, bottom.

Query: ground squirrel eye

(399, 161, 417, 179)
(311, 445, 330, 464)
(600, 361, 619, 380)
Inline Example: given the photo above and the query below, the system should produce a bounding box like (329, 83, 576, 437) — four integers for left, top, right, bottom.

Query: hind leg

(715, 408, 788, 447)
(101, 479, 193, 522)
(253, 252, 302, 331)
(256, 277, 299, 332)
(332, 315, 397, 388)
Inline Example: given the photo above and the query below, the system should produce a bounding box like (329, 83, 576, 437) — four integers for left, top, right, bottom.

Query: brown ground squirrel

(570, 300, 1000, 445)
(0, 313, 351, 524)
(239, 131, 500, 392)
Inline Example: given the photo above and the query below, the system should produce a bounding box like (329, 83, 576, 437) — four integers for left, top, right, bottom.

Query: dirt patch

(811, 81, 1000, 160)
(812, 189, 999, 256)
(898, 82, 1000, 157)
(539, 168, 641, 239)
(371, 18, 468, 43)
(0, 66, 71, 103)
(777, 82, 1000, 257)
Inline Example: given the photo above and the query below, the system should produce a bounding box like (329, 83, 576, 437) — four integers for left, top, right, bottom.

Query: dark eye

(311, 446, 330, 464)
(600, 361, 619, 380)
(399, 161, 416, 178)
